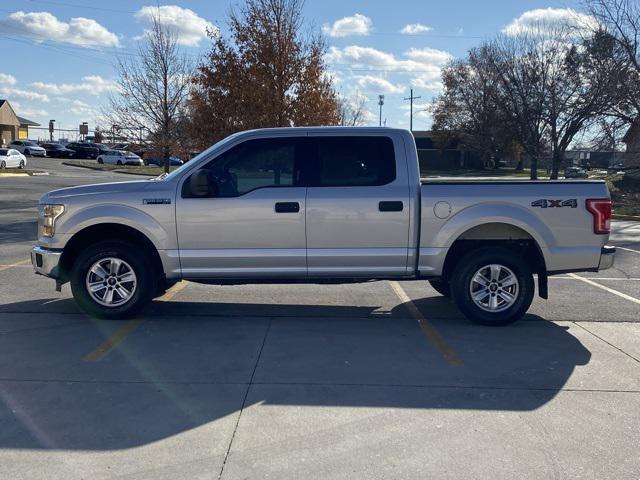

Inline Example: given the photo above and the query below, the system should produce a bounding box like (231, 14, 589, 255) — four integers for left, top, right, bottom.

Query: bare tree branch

(104, 13, 193, 172)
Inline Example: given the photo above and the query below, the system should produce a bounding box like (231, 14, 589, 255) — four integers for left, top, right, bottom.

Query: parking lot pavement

(0, 170, 639, 479)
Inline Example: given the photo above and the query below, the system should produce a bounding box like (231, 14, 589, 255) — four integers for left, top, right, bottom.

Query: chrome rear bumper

(598, 245, 616, 270)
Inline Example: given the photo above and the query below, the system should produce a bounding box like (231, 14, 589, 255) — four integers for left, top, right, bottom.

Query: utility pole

(378, 95, 385, 126)
(403, 88, 421, 131)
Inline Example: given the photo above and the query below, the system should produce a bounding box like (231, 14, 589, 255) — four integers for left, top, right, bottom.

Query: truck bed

(417, 179, 610, 275)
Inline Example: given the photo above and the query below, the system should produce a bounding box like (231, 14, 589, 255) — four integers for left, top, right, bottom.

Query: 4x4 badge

(531, 199, 577, 208)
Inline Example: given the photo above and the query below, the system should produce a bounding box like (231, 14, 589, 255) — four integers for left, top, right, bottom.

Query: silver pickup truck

(31, 127, 615, 325)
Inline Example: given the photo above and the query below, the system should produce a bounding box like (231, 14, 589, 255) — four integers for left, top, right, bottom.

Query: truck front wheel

(70, 241, 154, 319)
(450, 247, 534, 326)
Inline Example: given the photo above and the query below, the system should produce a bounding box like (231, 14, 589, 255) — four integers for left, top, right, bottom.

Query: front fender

(58, 204, 171, 250)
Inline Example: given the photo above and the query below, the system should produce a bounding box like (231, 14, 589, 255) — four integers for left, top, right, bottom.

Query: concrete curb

(612, 213, 640, 221)
(0, 171, 47, 177)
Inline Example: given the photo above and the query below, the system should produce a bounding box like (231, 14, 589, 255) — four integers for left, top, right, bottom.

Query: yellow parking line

(568, 274, 640, 306)
(83, 318, 145, 362)
(156, 280, 188, 302)
(0, 259, 31, 272)
(83, 281, 187, 362)
(389, 281, 463, 367)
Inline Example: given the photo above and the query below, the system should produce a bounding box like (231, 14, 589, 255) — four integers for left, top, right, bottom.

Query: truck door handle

(275, 202, 300, 213)
(379, 201, 403, 212)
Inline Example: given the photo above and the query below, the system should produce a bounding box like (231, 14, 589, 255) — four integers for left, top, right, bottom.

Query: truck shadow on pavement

(0, 297, 591, 450)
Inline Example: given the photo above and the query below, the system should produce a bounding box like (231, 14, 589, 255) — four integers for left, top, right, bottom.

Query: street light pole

(49, 120, 55, 141)
(378, 95, 385, 127)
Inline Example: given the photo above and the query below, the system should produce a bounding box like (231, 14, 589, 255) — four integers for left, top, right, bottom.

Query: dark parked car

(83, 142, 111, 154)
(65, 142, 100, 159)
(143, 156, 184, 167)
(41, 143, 75, 158)
(565, 166, 589, 179)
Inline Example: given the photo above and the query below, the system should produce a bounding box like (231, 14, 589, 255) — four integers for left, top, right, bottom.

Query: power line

(25, 0, 137, 14)
(0, 35, 114, 66)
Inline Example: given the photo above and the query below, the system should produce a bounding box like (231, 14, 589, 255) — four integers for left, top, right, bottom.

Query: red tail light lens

(586, 198, 612, 234)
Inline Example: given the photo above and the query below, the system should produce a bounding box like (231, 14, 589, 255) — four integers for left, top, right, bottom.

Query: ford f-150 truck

(31, 127, 615, 325)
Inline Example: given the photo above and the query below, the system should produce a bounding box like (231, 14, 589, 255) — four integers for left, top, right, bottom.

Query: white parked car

(0, 148, 27, 168)
(9, 140, 46, 157)
(97, 150, 143, 166)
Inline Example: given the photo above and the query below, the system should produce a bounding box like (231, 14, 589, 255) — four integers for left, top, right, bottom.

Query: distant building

(622, 122, 640, 167)
(0, 99, 41, 146)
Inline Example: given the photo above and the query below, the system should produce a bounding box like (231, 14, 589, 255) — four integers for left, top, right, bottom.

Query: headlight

(39, 204, 65, 237)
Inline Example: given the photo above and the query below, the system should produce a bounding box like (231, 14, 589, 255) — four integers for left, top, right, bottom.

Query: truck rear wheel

(450, 247, 534, 326)
(428, 280, 451, 297)
(70, 241, 154, 319)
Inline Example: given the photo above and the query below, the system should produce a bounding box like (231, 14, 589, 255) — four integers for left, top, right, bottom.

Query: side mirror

(188, 169, 219, 198)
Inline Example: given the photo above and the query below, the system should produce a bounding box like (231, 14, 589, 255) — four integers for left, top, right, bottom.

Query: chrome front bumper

(598, 245, 616, 270)
(31, 245, 63, 279)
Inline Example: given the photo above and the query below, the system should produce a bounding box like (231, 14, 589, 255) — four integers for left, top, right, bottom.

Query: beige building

(622, 122, 640, 167)
(0, 99, 41, 146)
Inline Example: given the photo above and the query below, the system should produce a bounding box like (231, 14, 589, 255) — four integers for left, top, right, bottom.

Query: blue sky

(0, 0, 587, 138)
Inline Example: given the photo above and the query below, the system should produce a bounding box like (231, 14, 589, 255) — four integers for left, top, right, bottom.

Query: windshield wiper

(151, 172, 169, 181)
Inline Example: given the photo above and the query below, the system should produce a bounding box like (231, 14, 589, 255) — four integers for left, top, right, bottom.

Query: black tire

(117, 160, 122, 165)
(24, 149, 30, 156)
(18, 160, 24, 169)
(0, 160, 5, 169)
(70, 241, 155, 320)
(450, 247, 534, 326)
(97, 158, 103, 164)
(429, 279, 451, 297)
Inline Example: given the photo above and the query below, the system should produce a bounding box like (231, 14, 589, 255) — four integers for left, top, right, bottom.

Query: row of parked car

(6, 140, 184, 167)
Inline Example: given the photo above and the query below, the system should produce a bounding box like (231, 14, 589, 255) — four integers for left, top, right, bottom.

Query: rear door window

(309, 136, 396, 187)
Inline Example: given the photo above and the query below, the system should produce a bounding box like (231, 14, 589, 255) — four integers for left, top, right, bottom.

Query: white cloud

(326, 45, 451, 73)
(502, 8, 598, 36)
(326, 45, 396, 68)
(354, 75, 404, 94)
(0, 73, 17, 85)
(323, 14, 372, 37)
(0, 86, 49, 102)
(410, 77, 443, 92)
(0, 11, 119, 47)
(404, 47, 452, 66)
(16, 105, 49, 118)
(31, 75, 118, 96)
(400, 23, 432, 34)
(135, 5, 215, 46)
(327, 44, 452, 107)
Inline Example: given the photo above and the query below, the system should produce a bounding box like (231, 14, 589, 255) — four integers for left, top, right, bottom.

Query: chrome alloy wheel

(469, 264, 519, 313)
(85, 257, 137, 307)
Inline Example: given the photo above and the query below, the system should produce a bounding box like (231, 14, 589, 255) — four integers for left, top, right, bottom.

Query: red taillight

(586, 198, 612, 234)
